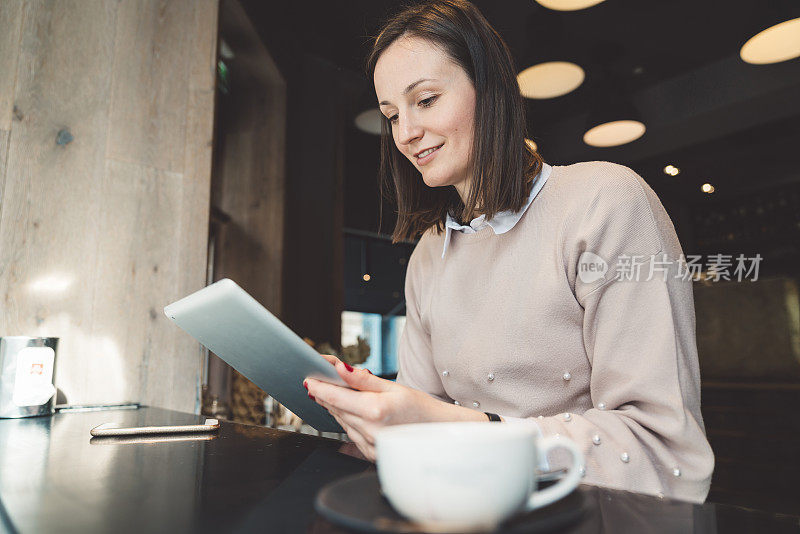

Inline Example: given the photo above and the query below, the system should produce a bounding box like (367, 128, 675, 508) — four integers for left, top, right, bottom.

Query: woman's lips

(415, 144, 443, 166)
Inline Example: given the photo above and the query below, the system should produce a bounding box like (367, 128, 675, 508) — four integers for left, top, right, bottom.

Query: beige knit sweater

(396, 161, 714, 503)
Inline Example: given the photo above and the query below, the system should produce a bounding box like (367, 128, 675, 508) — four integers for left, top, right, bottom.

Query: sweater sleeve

(396, 246, 450, 402)
(534, 165, 714, 503)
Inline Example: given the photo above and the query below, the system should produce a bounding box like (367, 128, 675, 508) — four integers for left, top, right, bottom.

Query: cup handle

(526, 435, 584, 511)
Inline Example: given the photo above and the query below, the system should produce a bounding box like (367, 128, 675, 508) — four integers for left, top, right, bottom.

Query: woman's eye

(419, 95, 438, 107)
(385, 97, 435, 125)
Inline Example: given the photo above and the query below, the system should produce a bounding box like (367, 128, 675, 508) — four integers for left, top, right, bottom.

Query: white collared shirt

(441, 163, 552, 258)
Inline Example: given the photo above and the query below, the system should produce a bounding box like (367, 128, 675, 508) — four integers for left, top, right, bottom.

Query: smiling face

(374, 35, 476, 196)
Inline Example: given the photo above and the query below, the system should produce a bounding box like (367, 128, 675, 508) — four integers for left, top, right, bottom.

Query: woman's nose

(397, 116, 423, 147)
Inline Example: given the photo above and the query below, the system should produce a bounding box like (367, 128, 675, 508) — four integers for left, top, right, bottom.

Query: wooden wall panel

(0, 130, 8, 229)
(259, 85, 286, 313)
(106, 0, 193, 173)
(174, 0, 219, 411)
(0, 0, 218, 412)
(88, 159, 185, 407)
(214, 0, 285, 314)
(208, 0, 286, 422)
(213, 99, 285, 313)
(0, 1, 23, 130)
(180, 0, 218, 302)
(0, 129, 8, 184)
(0, 0, 117, 401)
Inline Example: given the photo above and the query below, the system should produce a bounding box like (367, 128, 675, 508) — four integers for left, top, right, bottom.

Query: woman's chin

(420, 173, 453, 189)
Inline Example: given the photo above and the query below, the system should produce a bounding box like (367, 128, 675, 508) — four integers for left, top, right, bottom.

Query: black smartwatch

(485, 412, 501, 422)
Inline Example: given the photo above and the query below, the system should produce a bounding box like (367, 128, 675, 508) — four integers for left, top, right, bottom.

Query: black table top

(0, 407, 797, 534)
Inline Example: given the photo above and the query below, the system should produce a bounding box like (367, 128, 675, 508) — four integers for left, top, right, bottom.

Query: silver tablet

(164, 279, 346, 432)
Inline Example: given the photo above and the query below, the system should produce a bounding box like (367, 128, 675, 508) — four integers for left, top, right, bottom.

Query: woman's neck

(453, 178, 485, 221)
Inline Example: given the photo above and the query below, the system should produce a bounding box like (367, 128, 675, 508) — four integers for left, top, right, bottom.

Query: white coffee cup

(375, 422, 584, 532)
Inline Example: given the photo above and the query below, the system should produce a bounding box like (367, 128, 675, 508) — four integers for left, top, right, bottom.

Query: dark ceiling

(246, 0, 800, 234)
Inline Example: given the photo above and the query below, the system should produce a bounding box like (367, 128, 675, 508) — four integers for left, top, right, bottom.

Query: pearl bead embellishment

(562, 372, 571, 381)
(598, 402, 606, 410)
(454, 400, 460, 406)
(579, 465, 586, 477)
(487, 373, 495, 382)
(673, 467, 681, 477)
(442, 370, 449, 377)
(473, 401, 480, 408)
(563, 413, 571, 421)
(592, 434, 601, 445)
(620, 452, 630, 463)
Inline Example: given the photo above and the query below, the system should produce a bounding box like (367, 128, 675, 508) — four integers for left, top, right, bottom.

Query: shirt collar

(441, 163, 552, 259)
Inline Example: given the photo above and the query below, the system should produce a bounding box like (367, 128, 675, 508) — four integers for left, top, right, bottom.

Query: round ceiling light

(583, 120, 646, 148)
(740, 17, 800, 65)
(701, 183, 715, 194)
(535, 0, 606, 11)
(664, 164, 680, 176)
(518, 62, 585, 99)
(354, 108, 384, 135)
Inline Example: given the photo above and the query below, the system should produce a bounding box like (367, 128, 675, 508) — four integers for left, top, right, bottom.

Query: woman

(304, 0, 714, 503)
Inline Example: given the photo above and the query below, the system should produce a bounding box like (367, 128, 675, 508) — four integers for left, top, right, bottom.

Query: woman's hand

(304, 356, 488, 461)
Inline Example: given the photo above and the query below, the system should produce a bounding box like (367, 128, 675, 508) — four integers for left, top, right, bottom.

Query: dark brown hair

(367, 0, 544, 242)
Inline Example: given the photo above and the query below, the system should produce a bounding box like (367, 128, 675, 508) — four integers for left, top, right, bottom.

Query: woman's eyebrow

(379, 78, 438, 106)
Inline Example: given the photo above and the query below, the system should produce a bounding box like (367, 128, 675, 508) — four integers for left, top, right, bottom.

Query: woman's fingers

(335, 410, 378, 446)
(319, 353, 341, 366)
(317, 397, 379, 452)
(320, 401, 375, 458)
(307, 378, 385, 422)
(337, 441, 368, 461)
(354, 441, 375, 462)
(317, 398, 375, 444)
(340, 420, 375, 460)
(329, 410, 353, 438)
(333, 361, 392, 393)
(341, 418, 371, 449)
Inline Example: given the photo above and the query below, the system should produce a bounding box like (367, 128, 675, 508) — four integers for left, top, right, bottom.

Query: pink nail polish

(308, 393, 315, 401)
(344, 363, 354, 372)
(367, 369, 373, 375)
(303, 381, 308, 390)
